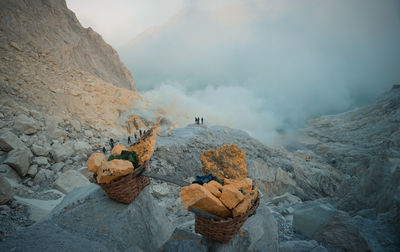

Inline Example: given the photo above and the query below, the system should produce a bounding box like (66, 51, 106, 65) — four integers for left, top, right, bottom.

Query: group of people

(195, 117, 204, 125)
(101, 128, 149, 154)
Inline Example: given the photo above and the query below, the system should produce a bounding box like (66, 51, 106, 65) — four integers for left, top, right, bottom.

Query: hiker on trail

(143, 130, 146, 135)
(195, 117, 197, 124)
(134, 133, 137, 140)
(109, 138, 114, 149)
(102, 146, 106, 154)
(201, 117, 203, 124)
(128, 136, 131, 144)
(139, 129, 142, 137)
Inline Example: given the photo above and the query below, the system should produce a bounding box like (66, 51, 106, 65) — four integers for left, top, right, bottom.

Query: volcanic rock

(0, 131, 26, 152)
(53, 170, 90, 194)
(13, 114, 37, 135)
(203, 182, 222, 198)
(4, 148, 33, 177)
(0, 176, 13, 205)
(86, 152, 106, 173)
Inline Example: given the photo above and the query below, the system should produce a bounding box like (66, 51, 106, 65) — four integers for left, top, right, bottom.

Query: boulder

(51, 142, 74, 162)
(219, 186, 245, 209)
(4, 148, 33, 177)
(53, 170, 90, 194)
(51, 162, 64, 173)
(13, 114, 37, 135)
(0, 131, 26, 151)
(0, 185, 174, 251)
(0, 176, 13, 205)
(78, 167, 94, 181)
(180, 183, 231, 218)
(162, 228, 208, 252)
(267, 192, 302, 207)
(201, 144, 247, 181)
(34, 169, 54, 185)
(33, 156, 48, 166)
(111, 144, 128, 156)
(73, 141, 92, 155)
(96, 159, 134, 184)
(293, 201, 370, 251)
(27, 164, 38, 177)
(0, 164, 21, 182)
(31, 144, 50, 156)
(152, 183, 171, 198)
(279, 240, 328, 252)
(128, 126, 158, 165)
(86, 152, 106, 173)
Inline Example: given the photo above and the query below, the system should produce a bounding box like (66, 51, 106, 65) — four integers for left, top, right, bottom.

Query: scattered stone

(0, 131, 26, 151)
(33, 156, 48, 166)
(33, 169, 54, 185)
(84, 130, 93, 137)
(0, 164, 21, 182)
(152, 183, 171, 198)
(51, 142, 74, 162)
(4, 148, 33, 177)
(31, 144, 49, 156)
(73, 141, 92, 155)
(201, 144, 247, 181)
(53, 170, 90, 194)
(9, 41, 23, 52)
(51, 162, 64, 173)
(13, 114, 37, 135)
(0, 177, 13, 205)
(78, 167, 93, 181)
(27, 164, 38, 177)
(69, 119, 81, 132)
(14, 193, 64, 221)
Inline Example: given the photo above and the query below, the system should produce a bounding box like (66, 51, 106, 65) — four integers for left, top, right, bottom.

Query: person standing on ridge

(139, 129, 142, 137)
(201, 117, 203, 124)
(109, 138, 114, 149)
(128, 136, 131, 144)
(134, 133, 137, 141)
(102, 146, 106, 154)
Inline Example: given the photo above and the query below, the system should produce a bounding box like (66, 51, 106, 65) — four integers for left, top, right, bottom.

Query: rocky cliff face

(0, 0, 140, 132)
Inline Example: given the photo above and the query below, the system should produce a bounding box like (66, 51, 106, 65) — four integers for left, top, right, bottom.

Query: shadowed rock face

(302, 88, 400, 214)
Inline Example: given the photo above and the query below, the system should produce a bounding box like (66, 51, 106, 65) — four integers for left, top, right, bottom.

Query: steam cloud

(117, 0, 400, 144)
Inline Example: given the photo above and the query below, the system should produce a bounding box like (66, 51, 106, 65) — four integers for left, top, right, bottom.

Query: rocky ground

(0, 87, 399, 251)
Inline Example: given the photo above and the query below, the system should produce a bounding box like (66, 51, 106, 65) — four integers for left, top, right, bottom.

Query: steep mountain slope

(0, 0, 140, 132)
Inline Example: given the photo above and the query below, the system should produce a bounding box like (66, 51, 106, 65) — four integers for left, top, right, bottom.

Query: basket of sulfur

(87, 126, 158, 204)
(179, 144, 259, 243)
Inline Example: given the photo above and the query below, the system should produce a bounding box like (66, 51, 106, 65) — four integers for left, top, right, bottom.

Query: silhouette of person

(201, 117, 203, 124)
(139, 129, 142, 137)
(128, 136, 131, 144)
(109, 138, 114, 149)
(134, 133, 137, 140)
(102, 146, 106, 154)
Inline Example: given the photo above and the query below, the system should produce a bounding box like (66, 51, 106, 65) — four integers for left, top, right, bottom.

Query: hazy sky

(67, 0, 400, 144)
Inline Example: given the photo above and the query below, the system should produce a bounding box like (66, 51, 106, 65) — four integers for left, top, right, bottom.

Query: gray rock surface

(0, 131, 26, 152)
(31, 144, 50, 156)
(13, 114, 37, 135)
(4, 148, 33, 177)
(0, 164, 21, 182)
(0, 176, 13, 205)
(51, 141, 74, 162)
(279, 240, 328, 252)
(53, 170, 90, 194)
(0, 184, 174, 251)
(293, 200, 369, 252)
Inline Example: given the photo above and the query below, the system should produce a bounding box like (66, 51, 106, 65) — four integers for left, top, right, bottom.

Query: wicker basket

(194, 196, 260, 243)
(94, 161, 150, 204)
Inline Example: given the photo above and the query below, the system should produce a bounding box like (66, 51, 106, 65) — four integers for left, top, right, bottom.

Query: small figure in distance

(109, 138, 114, 149)
(102, 146, 106, 154)
(134, 133, 137, 140)
(201, 117, 203, 124)
(128, 136, 131, 144)
(194, 117, 197, 124)
(139, 129, 142, 137)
